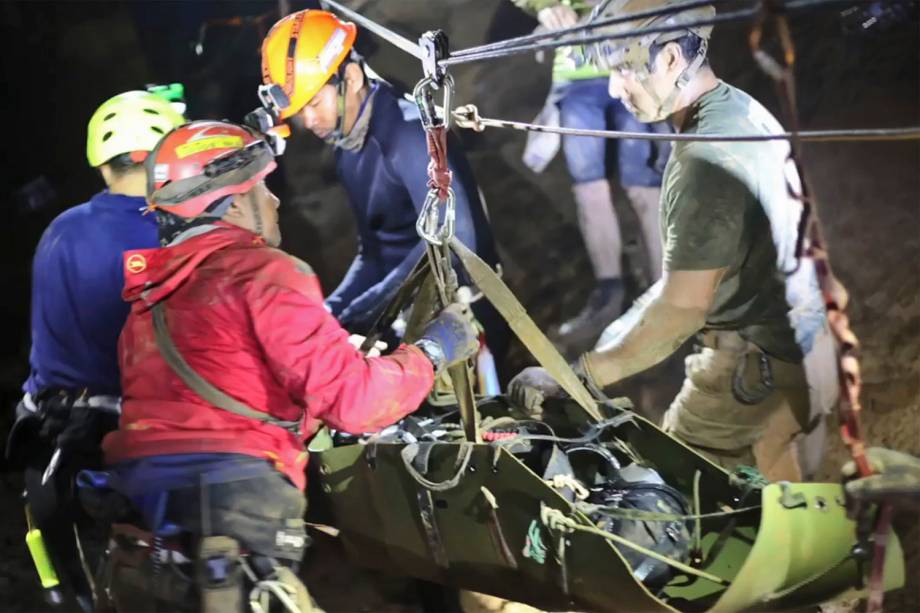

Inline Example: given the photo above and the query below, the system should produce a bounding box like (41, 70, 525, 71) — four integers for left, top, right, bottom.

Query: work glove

(842, 447, 920, 511)
(414, 304, 480, 374)
(508, 367, 565, 418)
(508, 356, 604, 417)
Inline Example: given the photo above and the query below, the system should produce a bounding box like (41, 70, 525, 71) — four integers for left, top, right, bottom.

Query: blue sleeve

(337, 241, 425, 331)
(337, 127, 480, 331)
(324, 246, 379, 318)
(24, 220, 74, 393)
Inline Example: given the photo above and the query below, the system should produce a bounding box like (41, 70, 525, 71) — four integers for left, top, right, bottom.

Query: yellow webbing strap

(448, 237, 603, 423)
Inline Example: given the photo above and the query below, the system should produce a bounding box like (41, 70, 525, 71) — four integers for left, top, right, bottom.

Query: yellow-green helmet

(86, 91, 185, 168)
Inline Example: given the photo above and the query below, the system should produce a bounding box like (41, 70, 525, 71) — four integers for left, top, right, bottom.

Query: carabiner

(413, 75, 454, 132)
(416, 188, 456, 246)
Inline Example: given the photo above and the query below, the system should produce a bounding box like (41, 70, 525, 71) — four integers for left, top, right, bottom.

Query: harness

(150, 301, 302, 436)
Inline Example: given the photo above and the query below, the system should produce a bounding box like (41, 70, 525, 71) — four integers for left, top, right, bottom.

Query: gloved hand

(414, 304, 480, 373)
(842, 447, 920, 510)
(537, 5, 578, 30)
(507, 367, 566, 417)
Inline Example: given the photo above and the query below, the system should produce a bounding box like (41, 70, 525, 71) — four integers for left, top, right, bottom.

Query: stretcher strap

(449, 237, 603, 423)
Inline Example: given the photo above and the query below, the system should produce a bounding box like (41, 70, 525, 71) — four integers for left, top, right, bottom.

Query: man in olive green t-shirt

(510, 0, 838, 480)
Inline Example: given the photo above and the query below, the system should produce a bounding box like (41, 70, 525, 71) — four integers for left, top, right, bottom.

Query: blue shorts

(556, 77, 669, 187)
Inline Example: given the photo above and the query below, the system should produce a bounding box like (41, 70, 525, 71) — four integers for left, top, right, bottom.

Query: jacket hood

(122, 223, 264, 308)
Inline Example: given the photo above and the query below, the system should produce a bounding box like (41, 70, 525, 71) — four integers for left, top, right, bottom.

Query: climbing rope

(452, 104, 920, 143)
(443, 5, 759, 67)
(575, 501, 760, 522)
(440, 0, 875, 67)
(448, 0, 737, 60)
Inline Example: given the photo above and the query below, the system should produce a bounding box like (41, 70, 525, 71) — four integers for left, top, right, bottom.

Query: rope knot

(452, 104, 485, 132)
(540, 504, 577, 535)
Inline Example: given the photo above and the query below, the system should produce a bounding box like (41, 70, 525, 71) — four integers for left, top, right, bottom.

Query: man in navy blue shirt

(8, 91, 184, 610)
(261, 10, 509, 373)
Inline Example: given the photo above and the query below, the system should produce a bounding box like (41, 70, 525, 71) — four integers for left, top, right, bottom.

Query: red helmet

(146, 120, 277, 218)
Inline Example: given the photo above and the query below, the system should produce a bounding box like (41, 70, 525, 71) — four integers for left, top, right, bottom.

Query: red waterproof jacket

(102, 224, 434, 490)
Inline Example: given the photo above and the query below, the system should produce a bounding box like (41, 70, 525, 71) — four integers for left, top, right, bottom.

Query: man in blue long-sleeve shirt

(8, 91, 184, 610)
(261, 10, 509, 369)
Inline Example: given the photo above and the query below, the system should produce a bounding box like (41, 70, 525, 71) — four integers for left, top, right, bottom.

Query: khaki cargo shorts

(661, 330, 810, 481)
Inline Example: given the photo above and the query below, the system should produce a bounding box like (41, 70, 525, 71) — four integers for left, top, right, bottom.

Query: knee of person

(625, 186, 661, 215)
(562, 138, 606, 184)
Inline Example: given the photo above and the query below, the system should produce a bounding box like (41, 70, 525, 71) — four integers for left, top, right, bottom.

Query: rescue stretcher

(310, 395, 905, 612)
(306, 231, 904, 612)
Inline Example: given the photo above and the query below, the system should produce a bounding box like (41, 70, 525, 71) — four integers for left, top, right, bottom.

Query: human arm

(324, 246, 381, 319)
(247, 254, 434, 435)
(336, 241, 424, 332)
(511, 0, 579, 28)
(338, 126, 485, 330)
(582, 151, 747, 386)
(510, 149, 749, 408)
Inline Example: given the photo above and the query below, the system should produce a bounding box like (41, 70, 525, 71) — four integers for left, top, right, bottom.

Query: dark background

(0, 0, 917, 610)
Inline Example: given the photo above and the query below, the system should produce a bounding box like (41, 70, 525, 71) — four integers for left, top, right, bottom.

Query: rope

(544, 475, 591, 500)
(448, 0, 740, 59)
(400, 442, 474, 492)
(451, 105, 920, 143)
(426, 126, 452, 200)
(540, 505, 730, 586)
(692, 470, 703, 554)
(320, 0, 424, 60)
(440, 6, 759, 67)
(575, 502, 760, 522)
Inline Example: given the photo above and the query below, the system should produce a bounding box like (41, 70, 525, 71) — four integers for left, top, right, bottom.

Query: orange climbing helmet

(261, 9, 358, 120)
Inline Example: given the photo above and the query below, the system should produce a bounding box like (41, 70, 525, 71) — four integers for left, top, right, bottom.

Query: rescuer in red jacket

(101, 120, 479, 610)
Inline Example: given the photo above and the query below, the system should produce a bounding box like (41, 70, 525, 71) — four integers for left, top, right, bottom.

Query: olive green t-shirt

(661, 82, 804, 361)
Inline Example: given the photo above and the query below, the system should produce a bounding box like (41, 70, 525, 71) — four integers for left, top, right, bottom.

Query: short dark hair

(102, 152, 144, 178)
(648, 33, 708, 69)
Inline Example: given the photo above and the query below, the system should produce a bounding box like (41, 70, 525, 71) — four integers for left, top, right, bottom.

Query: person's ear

(99, 164, 114, 186)
(660, 41, 684, 77)
(344, 61, 365, 96)
(223, 193, 247, 221)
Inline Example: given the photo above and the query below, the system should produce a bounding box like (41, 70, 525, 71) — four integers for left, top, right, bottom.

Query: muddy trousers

(661, 331, 810, 482)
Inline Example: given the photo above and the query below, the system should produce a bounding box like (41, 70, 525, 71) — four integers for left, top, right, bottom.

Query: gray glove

(843, 447, 920, 510)
(414, 304, 479, 373)
(507, 366, 566, 417)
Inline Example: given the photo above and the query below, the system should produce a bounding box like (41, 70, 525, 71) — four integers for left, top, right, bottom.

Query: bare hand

(537, 5, 578, 31)
(347, 334, 387, 358)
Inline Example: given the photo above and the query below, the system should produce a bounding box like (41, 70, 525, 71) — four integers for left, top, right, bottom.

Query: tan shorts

(661, 331, 810, 481)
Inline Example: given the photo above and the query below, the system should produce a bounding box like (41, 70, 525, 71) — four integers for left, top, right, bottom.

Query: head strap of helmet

(324, 49, 365, 147)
